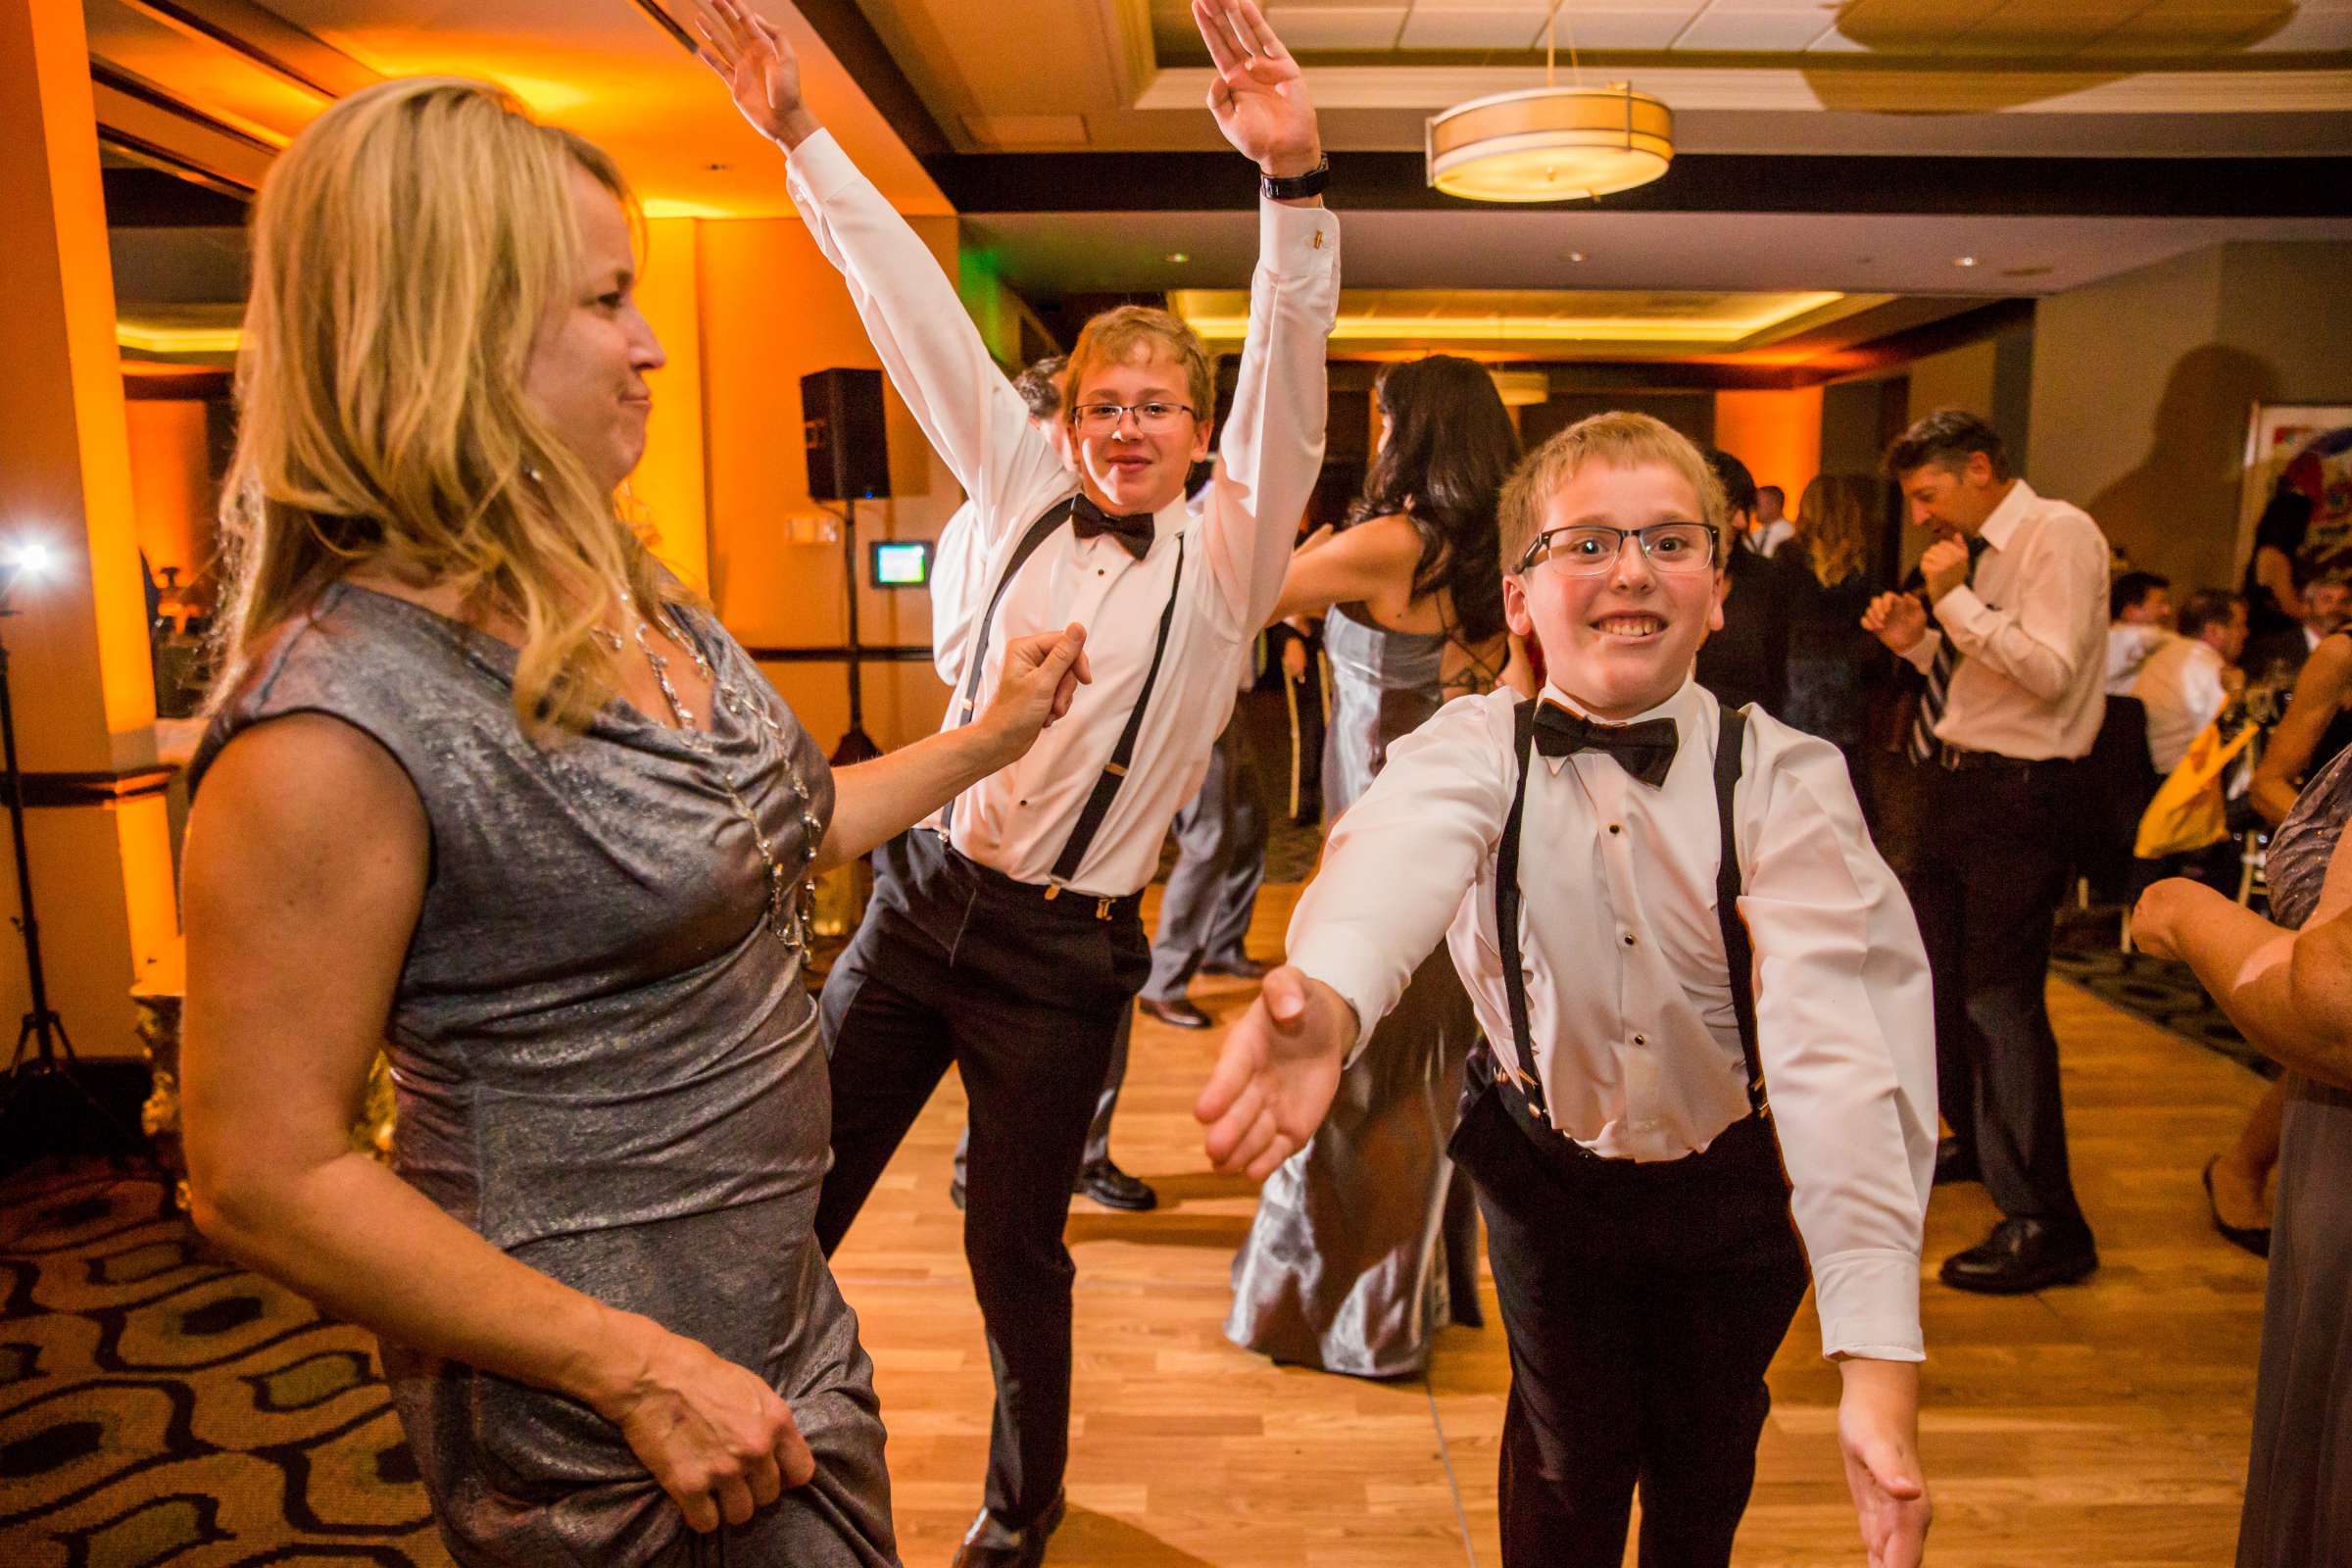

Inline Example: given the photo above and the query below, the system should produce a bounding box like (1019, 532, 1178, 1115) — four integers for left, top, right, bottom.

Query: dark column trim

(936, 150, 2352, 218)
(123, 368, 234, 400)
(19, 768, 178, 809)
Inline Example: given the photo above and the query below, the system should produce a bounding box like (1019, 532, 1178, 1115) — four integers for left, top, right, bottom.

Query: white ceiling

(1147, 0, 2352, 59)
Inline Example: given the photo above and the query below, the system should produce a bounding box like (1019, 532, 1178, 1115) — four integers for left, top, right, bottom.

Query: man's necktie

(1069, 494, 1155, 560)
(1533, 701, 1679, 787)
(1908, 535, 1988, 763)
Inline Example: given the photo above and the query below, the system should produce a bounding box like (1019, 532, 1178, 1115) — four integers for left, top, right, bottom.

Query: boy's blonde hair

(1063, 306, 1216, 431)
(214, 76, 660, 737)
(1496, 412, 1728, 576)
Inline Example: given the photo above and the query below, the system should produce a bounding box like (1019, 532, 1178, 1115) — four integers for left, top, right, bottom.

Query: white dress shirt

(2133, 635, 2231, 775)
(1286, 676, 1936, 1362)
(1750, 517, 1795, 559)
(786, 131, 1340, 895)
(2105, 622, 2173, 696)
(928, 500, 986, 686)
(1901, 479, 2109, 760)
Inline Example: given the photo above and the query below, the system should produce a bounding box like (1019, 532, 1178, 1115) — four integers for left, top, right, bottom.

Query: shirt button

(1633, 1033, 1646, 1048)
(1622, 933, 1637, 948)
(1608, 823, 1622, 835)
(1097, 567, 1105, 575)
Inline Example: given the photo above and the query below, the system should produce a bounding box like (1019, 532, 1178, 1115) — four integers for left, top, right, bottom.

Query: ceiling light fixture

(1426, 10, 1672, 205)
(1953, 256, 1979, 268)
(1166, 252, 1191, 264)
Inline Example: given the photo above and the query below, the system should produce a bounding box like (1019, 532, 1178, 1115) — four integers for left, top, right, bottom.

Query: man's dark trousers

(1895, 755, 2089, 1228)
(817, 829, 1151, 1529)
(1144, 713, 1269, 1002)
(1447, 1059, 1809, 1567)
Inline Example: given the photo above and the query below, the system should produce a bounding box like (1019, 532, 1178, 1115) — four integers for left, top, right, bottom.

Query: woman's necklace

(594, 591, 822, 952)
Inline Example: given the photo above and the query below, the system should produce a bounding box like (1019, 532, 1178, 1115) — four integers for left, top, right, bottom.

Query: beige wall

(2029, 241, 2352, 601)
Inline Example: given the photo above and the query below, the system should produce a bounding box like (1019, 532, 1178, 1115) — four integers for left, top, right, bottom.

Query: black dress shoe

(950, 1492, 1065, 1568)
(1934, 1136, 1981, 1187)
(1939, 1217, 2098, 1295)
(1074, 1158, 1157, 1211)
(1200, 955, 1270, 980)
(2203, 1156, 2271, 1258)
(1138, 996, 1211, 1030)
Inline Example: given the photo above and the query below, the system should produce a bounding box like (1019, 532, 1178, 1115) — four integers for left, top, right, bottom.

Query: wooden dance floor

(834, 883, 2274, 1568)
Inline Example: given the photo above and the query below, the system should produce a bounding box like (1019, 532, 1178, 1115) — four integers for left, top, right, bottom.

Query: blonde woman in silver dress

(179, 77, 1085, 1566)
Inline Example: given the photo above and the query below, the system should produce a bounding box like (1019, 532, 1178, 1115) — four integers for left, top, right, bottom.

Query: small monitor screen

(870, 540, 931, 588)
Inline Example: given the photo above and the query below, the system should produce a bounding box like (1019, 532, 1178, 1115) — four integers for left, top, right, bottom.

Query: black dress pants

(816, 830, 1151, 1529)
(1894, 757, 2089, 1229)
(1447, 1065, 1808, 1568)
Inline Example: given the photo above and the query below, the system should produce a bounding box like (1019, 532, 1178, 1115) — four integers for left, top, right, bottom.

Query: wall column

(0, 0, 182, 1062)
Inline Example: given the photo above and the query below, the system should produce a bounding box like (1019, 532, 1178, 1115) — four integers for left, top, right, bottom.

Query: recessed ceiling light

(1953, 255, 1978, 268)
(706, 162, 730, 172)
(1565, 251, 1587, 263)
(1166, 252, 1191, 264)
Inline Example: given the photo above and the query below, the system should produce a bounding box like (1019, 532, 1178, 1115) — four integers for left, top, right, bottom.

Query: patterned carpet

(0, 1163, 451, 1568)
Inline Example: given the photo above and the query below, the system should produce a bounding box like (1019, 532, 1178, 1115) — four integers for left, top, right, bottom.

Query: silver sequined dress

(1224, 602, 1485, 1377)
(192, 581, 897, 1567)
(2237, 742, 2352, 1568)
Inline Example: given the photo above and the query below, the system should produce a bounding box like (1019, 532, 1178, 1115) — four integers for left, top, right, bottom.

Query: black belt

(934, 835, 1144, 924)
(1930, 743, 2067, 772)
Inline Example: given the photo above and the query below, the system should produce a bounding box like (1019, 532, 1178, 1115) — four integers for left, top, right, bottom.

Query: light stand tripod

(0, 586, 142, 1160)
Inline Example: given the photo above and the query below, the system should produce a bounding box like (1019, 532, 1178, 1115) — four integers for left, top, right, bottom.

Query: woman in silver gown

(1227, 356, 1527, 1376)
(178, 78, 1084, 1567)
(2134, 743, 2352, 1568)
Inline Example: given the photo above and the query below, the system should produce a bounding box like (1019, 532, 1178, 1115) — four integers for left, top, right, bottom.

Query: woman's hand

(1192, 0, 1321, 179)
(1837, 1358, 1931, 1568)
(695, 0, 820, 149)
(594, 1321, 816, 1534)
(2131, 875, 2223, 961)
(976, 624, 1090, 766)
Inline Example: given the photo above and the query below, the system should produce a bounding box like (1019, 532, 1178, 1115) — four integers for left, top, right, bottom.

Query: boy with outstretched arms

(1199, 413, 1936, 1568)
(699, 2, 1336, 1562)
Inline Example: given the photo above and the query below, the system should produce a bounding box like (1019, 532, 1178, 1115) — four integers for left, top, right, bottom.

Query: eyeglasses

(1515, 522, 1719, 577)
(1069, 401, 1196, 432)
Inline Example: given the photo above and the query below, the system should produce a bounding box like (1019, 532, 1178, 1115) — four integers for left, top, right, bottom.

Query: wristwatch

(1260, 156, 1330, 202)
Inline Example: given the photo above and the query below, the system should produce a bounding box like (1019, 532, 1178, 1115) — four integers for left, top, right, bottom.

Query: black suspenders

(939, 494, 1187, 891)
(1492, 700, 1767, 1132)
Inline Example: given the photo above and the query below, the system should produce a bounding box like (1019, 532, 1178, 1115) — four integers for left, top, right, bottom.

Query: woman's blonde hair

(214, 76, 661, 735)
(1798, 472, 1870, 588)
(1495, 411, 1727, 575)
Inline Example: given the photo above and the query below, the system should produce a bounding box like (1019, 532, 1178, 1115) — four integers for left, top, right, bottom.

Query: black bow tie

(1070, 494, 1155, 560)
(1533, 701, 1679, 787)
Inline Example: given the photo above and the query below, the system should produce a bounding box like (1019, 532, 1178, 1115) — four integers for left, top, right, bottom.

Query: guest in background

(1862, 409, 2108, 1294)
(2251, 583, 2352, 826)
(2245, 569, 2350, 689)
(2132, 745, 2352, 1568)
(1748, 481, 1793, 557)
(2242, 462, 2316, 648)
(2134, 589, 2248, 777)
(2106, 570, 2175, 695)
(1782, 472, 1884, 780)
(1694, 448, 1794, 718)
(1267, 614, 1327, 821)
(1136, 653, 1273, 1033)
(1227, 353, 1523, 1378)
(931, 356, 1067, 689)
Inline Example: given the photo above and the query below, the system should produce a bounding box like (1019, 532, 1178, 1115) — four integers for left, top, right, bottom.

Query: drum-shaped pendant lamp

(1425, 82, 1673, 204)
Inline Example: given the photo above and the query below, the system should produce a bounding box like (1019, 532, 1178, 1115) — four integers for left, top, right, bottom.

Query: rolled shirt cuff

(1812, 1247, 1926, 1362)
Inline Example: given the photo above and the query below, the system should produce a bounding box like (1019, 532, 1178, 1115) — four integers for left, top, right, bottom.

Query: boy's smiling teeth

(1594, 613, 1664, 638)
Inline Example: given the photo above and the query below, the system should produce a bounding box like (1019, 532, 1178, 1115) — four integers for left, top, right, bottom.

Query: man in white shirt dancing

(1864, 408, 2110, 1294)
(701, 3, 1337, 1561)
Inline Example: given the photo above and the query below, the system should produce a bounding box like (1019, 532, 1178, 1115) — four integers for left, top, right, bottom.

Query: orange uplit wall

(1, 0, 181, 1057)
(123, 397, 213, 585)
(1713, 387, 1824, 516)
(628, 217, 710, 594)
(689, 213, 964, 753)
